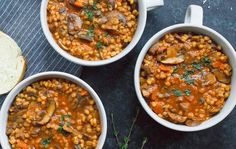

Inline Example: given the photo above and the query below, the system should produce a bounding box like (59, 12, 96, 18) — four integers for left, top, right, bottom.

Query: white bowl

(0, 72, 107, 149)
(134, 5, 236, 132)
(40, 0, 163, 66)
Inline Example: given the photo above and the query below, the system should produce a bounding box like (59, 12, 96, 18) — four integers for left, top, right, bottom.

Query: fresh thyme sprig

(111, 108, 148, 149)
(140, 137, 148, 149)
(111, 113, 121, 147)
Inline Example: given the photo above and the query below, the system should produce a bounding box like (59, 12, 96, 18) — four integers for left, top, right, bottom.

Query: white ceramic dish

(134, 5, 236, 132)
(0, 72, 107, 149)
(40, 0, 164, 66)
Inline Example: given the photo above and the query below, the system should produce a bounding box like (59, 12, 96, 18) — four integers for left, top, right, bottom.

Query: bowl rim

(40, 0, 147, 66)
(134, 23, 236, 132)
(0, 71, 107, 149)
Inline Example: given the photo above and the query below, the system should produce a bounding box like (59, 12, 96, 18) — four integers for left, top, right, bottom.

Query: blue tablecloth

(0, 0, 82, 106)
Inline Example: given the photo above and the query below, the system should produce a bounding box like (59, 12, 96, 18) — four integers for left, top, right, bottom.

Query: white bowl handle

(146, 0, 164, 11)
(184, 5, 203, 25)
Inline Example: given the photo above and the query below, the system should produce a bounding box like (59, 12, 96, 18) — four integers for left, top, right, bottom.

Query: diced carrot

(153, 102, 163, 114)
(74, 0, 84, 7)
(151, 89, 159, 100)
(212, 61, 224, 70)
(159, 64, 171, 72)
(17, 141, 28, 149)
(80, 90, 88, 96)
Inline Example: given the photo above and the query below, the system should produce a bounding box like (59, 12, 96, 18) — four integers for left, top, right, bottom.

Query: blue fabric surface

(0, 0, 82, 106)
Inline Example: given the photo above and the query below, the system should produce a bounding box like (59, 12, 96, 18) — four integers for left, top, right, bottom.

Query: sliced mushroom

(179, 102, 190, 111)
(161, 55, 184, 64)
(74, 144, 82, 149)
(83, 133, 93, 139)
(150, 43, 167, 54)
(203, 72, 216, 86)
(106, 11, 126, 25)
(185, 120, 201, 126)
(77, 29, 93, 41)
(67, 13, 83, 35)
(37, 100, 56, 125)
(63, 125, 79, 136)
(212, 69, 231, 84)
(99, 11, 126, 33)
(167, 112, 187, 123)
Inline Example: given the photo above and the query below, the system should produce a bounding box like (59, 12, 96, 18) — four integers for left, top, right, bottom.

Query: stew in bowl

(47, 0, 138, 61)
(0, 72, 107, 149)
(140, 32, 232, 126)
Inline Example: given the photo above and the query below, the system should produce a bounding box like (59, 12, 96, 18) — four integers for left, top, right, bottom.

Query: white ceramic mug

(0, 72, 107, 149)
(40, 0, 164, 66)
(134, 5, 236, 132)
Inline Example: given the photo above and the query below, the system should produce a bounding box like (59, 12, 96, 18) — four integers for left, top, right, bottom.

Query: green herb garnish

(87, 26, 94, 38)
(173, 66, 178, 73)
(61, 114, 71, 121)
(173, 89, 183, 97)
(182, 70, 195, 85)
(41, 137, 51, 148)
(201, 56, 211, 66)
(104, 31, 109, 37)
(111, 108, 147, 149)
(185, 78, 195, 85)
(57, 123, 64, 133)
(192, 62, 202, 70)
(183, 70, 195, 78)
(181, 64, 186, 68)
(96, 41, 104, 49)
(184, 89, 191, 96)
(58, 114, 71, 136)
(84, 8, 94, 21)
(92, 2, 97, 10)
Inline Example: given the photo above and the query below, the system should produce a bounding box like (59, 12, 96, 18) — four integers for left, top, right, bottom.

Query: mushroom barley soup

(140, 33, 232, 126)
(47, 0, 138, 61)
(7, 79, 101, 149)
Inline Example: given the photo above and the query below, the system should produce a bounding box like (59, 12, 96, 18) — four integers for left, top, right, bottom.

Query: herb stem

(124, 108, 140, 148)
(127, 108, 140, 139)
(140, 137, 148, 149)
(111, 113, 121, 147)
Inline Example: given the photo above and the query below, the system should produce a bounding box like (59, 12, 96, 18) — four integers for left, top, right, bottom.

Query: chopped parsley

(184, 89, 191, 96)
(92, 2, 97, 10)
(84, 8, 94, 21)
(104, 31, 109, 37)
(173, 66, 178, 73)
(61, 114, 71, 122)
(57, 114, 71, 136)
(182, 70, 195, 85)
(96, 41, 104, 49)
(201, 56, 211, 66)
(41, 137, 51, 148)
(57, 123, 64, 133)
(185, 78, 195, 85)
(183, 70, 195, 77)
(181, 64, 186, 68)
(87, 26, 94, 38)
(192, 62, 202, 70)
(173, 89, 183, 97)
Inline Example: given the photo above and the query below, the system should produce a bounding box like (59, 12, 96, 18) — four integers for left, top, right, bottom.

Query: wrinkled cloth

(0, 0, 82, 106)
